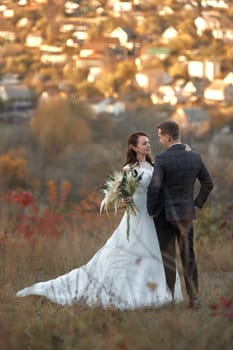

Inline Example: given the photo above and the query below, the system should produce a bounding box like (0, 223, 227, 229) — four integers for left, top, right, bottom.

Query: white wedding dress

(16, 163, 183, 309)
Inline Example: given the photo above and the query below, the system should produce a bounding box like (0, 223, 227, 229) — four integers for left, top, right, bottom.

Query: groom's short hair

(158, 120, 180, 140)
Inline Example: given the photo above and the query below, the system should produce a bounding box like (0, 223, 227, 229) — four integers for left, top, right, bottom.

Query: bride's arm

(184, 144, 192, 151)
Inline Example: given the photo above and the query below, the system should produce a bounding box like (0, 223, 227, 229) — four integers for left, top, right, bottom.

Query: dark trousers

(154, 209, 198, 298)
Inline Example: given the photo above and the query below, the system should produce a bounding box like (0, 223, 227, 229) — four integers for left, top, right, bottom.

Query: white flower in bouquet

(100, 167, 143, 240)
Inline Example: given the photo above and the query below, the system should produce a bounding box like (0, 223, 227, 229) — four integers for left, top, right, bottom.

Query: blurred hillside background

(0, 1, 232, 349)
(0, 0, 232, 202)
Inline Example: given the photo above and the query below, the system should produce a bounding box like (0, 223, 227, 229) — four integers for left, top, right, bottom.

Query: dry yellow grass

(0, 210, 232, 350)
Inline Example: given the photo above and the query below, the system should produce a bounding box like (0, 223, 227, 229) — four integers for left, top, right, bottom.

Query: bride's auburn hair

(124, 131, 153, 166)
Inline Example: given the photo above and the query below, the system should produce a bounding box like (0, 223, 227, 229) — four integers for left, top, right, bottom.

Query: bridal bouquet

(100, 167, 143, 240)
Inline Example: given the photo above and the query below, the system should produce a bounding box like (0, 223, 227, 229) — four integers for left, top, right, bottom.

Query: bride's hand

(185, 144, 192, 151)
(123, 197, 132, 204)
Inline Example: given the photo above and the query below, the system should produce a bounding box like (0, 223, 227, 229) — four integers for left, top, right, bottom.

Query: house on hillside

(224, 72, 233, 84)
(112, 1, 133, 14)
(39, 44, 67, 65)
(17, 17, 29, 28)
(204, 79, 233, 104)
(0, 84, 35, 108)
(40, 44, 63, 54)
(188, 60, 220, 81)
(77, 38, 120, 69)
(18, 0, 28, 6)
(3, 8, 14, 18)
(79, 38, 120, 57)
(136, 69, 173, 92)
(59, 22, 75, 34)
(194, 11, 233, 40)
(39, 82, 77, 104)
(72, 27, 89, 42)
(136, 46, 170, 68)
(34, 0, 48, 4)
(201, 0, 228, 9)
(90, 97, 126, 116)
(108, 26, 136, 50)
(76, 53, 104, 69)
(170, 107, 210, 137)
(158, 5, 174, 16)
(194, 14, 221, 36)
(25, 32, 43, 47)
(212, 27, 233, 41)
(161, 26, 178, 43)
(61, 21, 90, 44)
(40, 53, 68, 65)
(64, 0, 80, 16)
(0, 19, 16, 42)
(182, 81, 197, 96)
(0, 73, 20, 85)
(151, 77, 209, 106)
(87, 67, 103, 83)
(180, 78, 210, 100)
(151, 85, 177, 105)
(0, 84, 36, 117)
(211, 14, 233, 41)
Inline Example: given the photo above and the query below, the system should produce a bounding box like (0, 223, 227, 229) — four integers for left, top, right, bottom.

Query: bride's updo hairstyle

(124, 131, 153, 166)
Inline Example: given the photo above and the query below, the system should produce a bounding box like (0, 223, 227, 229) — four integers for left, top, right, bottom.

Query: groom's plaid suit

(147, 144, 213, 300)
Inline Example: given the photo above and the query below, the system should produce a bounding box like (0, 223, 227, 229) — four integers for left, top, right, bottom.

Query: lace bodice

(135, 163, 153, 193)
(131, 163, 153, 211)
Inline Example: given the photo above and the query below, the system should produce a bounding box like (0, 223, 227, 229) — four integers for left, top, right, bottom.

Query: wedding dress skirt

(16, 166, 183, 310)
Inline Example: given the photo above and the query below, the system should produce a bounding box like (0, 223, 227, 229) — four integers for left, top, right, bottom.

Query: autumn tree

(168, 61, 188, 79)
(95, 69, 115, 97)
(169, 32, 196, 54)
(113, 60, 137, 94)
(63, 61, 88, 84)
(141, 13, 166, 37)
(0, 148, 29, 190)
(95, 60, 137, 97)
(30, 98, 93, 155)
(76, 81, 104, 100)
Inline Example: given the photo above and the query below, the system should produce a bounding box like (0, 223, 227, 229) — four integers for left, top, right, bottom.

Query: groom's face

(158, 129, 170, 149)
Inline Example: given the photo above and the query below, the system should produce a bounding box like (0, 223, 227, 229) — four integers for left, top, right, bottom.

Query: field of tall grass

(0, 188, 232, 350)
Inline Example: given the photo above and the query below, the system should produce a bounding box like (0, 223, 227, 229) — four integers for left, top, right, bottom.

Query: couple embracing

(17, 121, 213, 310)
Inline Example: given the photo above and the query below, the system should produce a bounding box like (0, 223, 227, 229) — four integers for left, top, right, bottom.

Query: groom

(147, 120, 213, 309)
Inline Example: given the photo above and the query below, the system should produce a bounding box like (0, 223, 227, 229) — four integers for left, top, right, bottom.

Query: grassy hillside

(0, 194, 232, 350)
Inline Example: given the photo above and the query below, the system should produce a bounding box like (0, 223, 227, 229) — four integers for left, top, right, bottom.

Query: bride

(16, 131, 183, 309)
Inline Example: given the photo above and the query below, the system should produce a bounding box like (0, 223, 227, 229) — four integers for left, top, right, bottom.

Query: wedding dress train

(16, 164, 183, 310)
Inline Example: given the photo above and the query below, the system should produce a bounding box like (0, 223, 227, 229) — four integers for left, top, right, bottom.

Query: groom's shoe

(189, 295, 201, 310)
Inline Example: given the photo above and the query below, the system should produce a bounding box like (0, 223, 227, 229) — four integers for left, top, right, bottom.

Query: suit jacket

(147, 144, 214, 221)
